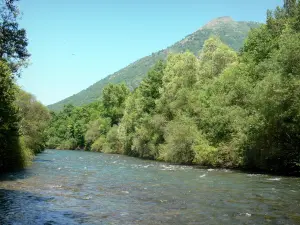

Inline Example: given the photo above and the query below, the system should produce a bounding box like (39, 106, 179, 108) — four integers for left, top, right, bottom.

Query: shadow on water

(0, 151, 55, 182)
(0, 188, 91, 225)
(0, 170, 33, 182)
(0, 161, 42, 182)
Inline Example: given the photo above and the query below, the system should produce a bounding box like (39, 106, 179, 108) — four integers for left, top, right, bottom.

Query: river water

(0, 150, 299, 225)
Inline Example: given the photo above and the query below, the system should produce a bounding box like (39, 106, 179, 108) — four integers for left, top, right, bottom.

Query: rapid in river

(0, 150, 300, 224)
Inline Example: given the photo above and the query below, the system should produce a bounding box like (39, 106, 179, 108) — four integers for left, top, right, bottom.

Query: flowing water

(0, 150, 300, 225)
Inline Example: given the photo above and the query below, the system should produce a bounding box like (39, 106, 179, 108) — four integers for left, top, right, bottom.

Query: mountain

(48, 17, 261, 111)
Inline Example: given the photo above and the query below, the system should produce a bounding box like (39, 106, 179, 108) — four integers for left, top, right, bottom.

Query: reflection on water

(0, 150, 300, 224)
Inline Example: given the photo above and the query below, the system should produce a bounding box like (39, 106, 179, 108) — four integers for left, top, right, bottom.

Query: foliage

(102, 83, 130, 125)
(91, 135, 106, 152)
(158, 116, 198, 164)
(102, 126, 123, 154)
(46, 83, 129, 151)
(0, 0, 50, 173)
(85, 117, 111, 149)
(45, 103, 99, 150)
(0, 60, 23, 172)
(15, 89, 50, 154)
(119, 61, 166, 158)
(0, 0, 30, 73)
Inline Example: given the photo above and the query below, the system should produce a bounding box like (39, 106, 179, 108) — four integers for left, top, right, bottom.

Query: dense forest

(46, 1, 300, 175)
(0, 0, 50, 172)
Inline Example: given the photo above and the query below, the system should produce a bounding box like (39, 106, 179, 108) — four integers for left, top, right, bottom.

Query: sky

(17, 0, 283, 105)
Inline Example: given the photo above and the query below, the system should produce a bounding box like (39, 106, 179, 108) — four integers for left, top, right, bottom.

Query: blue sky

(17, 0, 283, 105)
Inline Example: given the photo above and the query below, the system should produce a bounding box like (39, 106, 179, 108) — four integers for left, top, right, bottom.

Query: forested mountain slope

(48, 17, 260, 111)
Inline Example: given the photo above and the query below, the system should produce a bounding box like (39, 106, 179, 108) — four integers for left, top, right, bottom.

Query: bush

(193, 135, 218, 166)
(57, 138, 77, 150)
(102, 126, 122, 154)
(159, 116, 198, 164)
(46, 136, 62, 149)
(19, 136, 34, 167)
(91, 135, 106, 152)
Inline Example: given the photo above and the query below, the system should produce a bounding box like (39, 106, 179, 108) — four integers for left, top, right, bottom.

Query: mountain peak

(201, 16, 234, 30)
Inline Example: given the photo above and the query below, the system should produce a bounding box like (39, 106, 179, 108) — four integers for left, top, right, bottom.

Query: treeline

(0, 66, 50, 172)
(47, 1, 300, 175)
(0, 1, 50, 172)
(46, 84, 129, 151)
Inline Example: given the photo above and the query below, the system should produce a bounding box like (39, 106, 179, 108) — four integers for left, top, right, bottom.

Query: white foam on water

(199, 174, 206, 178)
(180, 166, 193, 170)
(247, 174, 258, 177)
(207, 169, 214, 172)
(83, 195, 92, 200)
(267, 178, 281, 181)
(239, 213, 252, 217)
(48, 184, 62, 189)
(160, 165, 176, 171)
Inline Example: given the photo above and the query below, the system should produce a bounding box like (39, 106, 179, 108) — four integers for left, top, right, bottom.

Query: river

(0, 150, 299, 225)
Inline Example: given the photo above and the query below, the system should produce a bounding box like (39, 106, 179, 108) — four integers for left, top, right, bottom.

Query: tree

(284, 0, 297, 15)
(198, 36, 237, 79)
(85, 117, 111, 150)
(118, 61, 166, 156)
(0, 0, 30, 73)
(156, 52, 199, 120)
(138, 60, 165, 113)
(0, 60, 23, 172)
(15, 89, 50, 154)
(159, 116, 198, 164)
(0, 0, 44, 173)
(102, 83, 130, 125)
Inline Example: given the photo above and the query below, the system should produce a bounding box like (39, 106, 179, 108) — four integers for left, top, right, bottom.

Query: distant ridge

(48, 17, 261, 111)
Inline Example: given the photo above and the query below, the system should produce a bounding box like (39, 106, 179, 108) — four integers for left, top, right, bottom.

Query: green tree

(85, 117, 111, 150)
(284, 0, 297, 15)
(15, 89, 50, 154)
(0, 61, 24, 172)
(0, 0, 30, 73)
(119, 61, 166, 157)
(198, 36, 237, 80)
(102, 83, 130, 125)
(159, 116, 198, 164)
